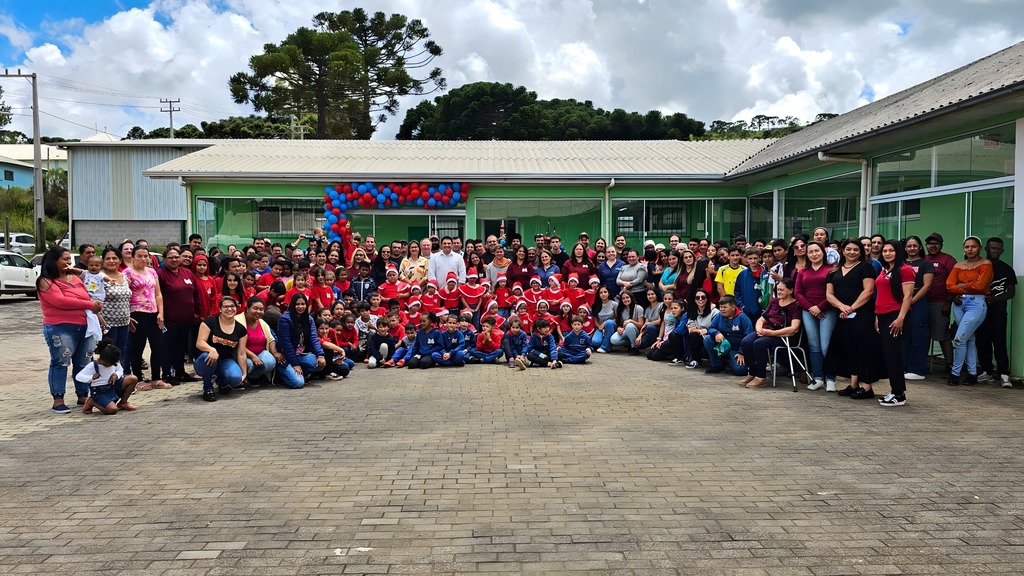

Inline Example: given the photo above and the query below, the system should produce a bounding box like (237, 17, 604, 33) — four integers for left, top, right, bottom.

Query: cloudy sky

(0, 0, 1021, 140)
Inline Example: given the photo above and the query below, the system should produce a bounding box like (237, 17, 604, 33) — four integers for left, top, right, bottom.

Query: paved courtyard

(2, 296, 1024, 575)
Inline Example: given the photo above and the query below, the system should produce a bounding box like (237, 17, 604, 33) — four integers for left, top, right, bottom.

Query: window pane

(873, 201, 900, 241)
(476, 198, 601, 245)
(710, 199, 746, 243)
(902, 193, 964, 245)
(612, 199, 644, 246)
(748, 193, 773, 243)
(971, 187, 1014, 263)
(779, 173, 860, 239)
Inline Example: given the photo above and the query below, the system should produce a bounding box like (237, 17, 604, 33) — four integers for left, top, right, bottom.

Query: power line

(38, 109, 122, 138)
(160, 98, 180, 139)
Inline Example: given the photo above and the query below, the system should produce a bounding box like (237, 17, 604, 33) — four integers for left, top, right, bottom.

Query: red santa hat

(480, 278, 491, 286)
(407, 298, 422, 308)
(577, 304, 591, 314)
(559, 300, 573, 309)
(409, 284, 422, 292)
(437, 309, 450, 318)
(445, 271, 458, 284)
(386, 265, 398, 276)
(495, 274, 508, 284)
(486, 300, 499, 310)
(548, 274, 561, 286)
(567, 273, 579, 284)
(529, 276, 542, 286)
(427, 279, 438, 289)
(512, 282, 524, 293)
(466, 271, 478, 279)
(588, 276, 600, 285)
(514, 299, 529, 310)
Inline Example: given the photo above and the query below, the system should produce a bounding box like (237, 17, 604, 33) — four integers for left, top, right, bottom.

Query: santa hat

(386, 265, 398, 276)
(512, 282, 524, 292)
(559, 300, 573, 309)
(577, 304, 591, 314)
(529, 276, 542, 285)
(567, 273, 579, 284)
(407, 298, 422, 308)
(514, 299, 529, 310)
(466, 271, 478, 279)
(409, 284, 422, 292)
(548, 274, 561, 286)
(536, 300, 550, 309)
(437, 309, 450, 318)
(480, 278, 491, 286)
(427, 279, 438, 289)
(495, 274, 507, 284)
(588, 277, 600, 285)
(486, 300, 499, 310)
(446, 271, 458, 283)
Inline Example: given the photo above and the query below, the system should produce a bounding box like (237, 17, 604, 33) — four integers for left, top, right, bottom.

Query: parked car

(59, 233, 71, 250)
(0, 250, 39, 297)
(0, 233, 35, 255)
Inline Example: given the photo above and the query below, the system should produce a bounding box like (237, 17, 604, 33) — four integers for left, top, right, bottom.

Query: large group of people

(37, 224, 1015, 413)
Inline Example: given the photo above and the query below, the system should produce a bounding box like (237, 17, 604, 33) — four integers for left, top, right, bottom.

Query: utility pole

(160, 98, 180, 139)
(1, 69, 44, 252)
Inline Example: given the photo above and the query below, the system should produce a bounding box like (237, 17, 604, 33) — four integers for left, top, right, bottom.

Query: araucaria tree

(229, 8, 445, 139)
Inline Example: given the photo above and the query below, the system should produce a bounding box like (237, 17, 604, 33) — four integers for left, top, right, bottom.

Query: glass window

(748, 193, 773, 243)
(778, 173, 860, 240)
(710, 199, 746, 243)
(970, 187, 1014, 263)
(611, 199, 709, 246)
(874, 123, 1015, 194)
(476, 198, 601, 245)
(611, 199, 644, 246)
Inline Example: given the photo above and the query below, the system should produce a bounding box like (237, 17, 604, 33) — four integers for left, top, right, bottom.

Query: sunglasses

(694, 296, 707, 300)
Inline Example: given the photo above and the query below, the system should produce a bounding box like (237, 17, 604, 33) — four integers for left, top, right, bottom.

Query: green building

(144, 41, 1023, 376)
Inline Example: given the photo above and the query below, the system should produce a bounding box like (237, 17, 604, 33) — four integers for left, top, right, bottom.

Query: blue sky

(0, 1, 1021, 140)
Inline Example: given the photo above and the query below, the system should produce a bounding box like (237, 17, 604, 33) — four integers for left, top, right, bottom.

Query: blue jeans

(246, 350, 277, 381)
(278, 353, 318, 389)
(194, 352, 244, 392)
(105, 324, 131, 370)
(595, 319, 617, 351)
(952, 295, 987, 377)
(470, 348, 503, 362)
(703, 334, 749, 376)
(801, 309, 837, 381)
(431, 350, 466, 366)
(902, 299, 930, 375)
(638, 323, 660, 349)
(43, 323, 92, 399)
(610, 323, 640, 348)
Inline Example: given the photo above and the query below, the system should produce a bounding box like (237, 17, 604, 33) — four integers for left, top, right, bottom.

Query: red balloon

(332, 207, 341, 215)
(421, 191, 430, 200)
(377, 185, 384, 192)
(343, 185, 352, 193)
(385, 199, 392, 207)
(323, 195, 331, 203)
(339, 218, 348, 227)
(442, 195, 450, 204)
(433, 192, 442, 201)
(330, 223, 340, 232)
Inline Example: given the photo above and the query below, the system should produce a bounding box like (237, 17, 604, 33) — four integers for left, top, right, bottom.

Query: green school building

(141, 41, 1023, 376)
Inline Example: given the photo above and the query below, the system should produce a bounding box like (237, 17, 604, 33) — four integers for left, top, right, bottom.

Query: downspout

(817, 152, 870, 236)
(604, 177, 615, 240)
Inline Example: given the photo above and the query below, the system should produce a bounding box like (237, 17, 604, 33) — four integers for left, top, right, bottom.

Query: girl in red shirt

(439, 274, 462, 313)
(284, 271, 314, 310)
(460, 272, 487, 324)
(493, 275, 512, 317)
(309, 268, 336, 312)
(192, 255, 218, 319)
(541, 275, 564, 305)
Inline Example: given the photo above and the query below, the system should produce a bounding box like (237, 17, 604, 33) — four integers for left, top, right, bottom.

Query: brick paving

(2, 297, 1024, 574)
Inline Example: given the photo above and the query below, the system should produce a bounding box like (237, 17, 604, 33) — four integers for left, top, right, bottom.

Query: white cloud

(0, 0, 1021, 140)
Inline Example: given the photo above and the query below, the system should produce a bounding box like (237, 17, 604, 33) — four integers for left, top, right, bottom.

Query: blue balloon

(383, 187, 391, 195)
(376, 194, 385, 203)
(416, 198, 424, 206)
(390, 193, 398, 201)
(357, 184, 367, 193)
(365, 182, 374, 190)
(428, 186, 437, 194)
(327, 215, 337, 224)
(438, 184, 447, 194)
(329, 191, 338, 199)
(427, 198, 436, 207)
(452, 193, 460, 202)
(453, 183, 461, 192)
(378, 202, 386, 210)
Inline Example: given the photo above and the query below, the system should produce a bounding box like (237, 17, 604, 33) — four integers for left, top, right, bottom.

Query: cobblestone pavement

(3, 297, 1024, 575)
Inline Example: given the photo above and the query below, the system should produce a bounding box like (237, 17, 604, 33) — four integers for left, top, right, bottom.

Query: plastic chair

(770, 331, 814, 392)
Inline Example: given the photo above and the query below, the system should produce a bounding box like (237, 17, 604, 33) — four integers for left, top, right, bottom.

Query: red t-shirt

(875, 264, 916, 315)
(335, 325, 359, 349)
(310, 284, 335, 311)
(439, 285, 461, 310)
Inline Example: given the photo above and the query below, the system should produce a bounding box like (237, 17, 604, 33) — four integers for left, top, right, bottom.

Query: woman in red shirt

(874, 240, 916, 406)
(794, 242, 836, 390)
(38, 247, 102, 413)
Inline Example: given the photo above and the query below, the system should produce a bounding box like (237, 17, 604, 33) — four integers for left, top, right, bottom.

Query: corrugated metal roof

(0, 154, 41, 170)
(143, 139, 774, 180)
(728, 40, 1024, 176)
(0, 144, 67, 161)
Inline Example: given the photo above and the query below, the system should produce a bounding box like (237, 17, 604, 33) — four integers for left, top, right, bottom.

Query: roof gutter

(727, 81, 1024, 180)
(817, 152, 871, 237)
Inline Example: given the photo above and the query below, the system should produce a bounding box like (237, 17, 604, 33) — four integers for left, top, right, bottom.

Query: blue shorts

(90, 378, 124, 406)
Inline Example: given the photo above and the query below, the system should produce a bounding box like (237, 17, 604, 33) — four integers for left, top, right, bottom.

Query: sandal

(116, 402, 137, 411)
(151, 381, 173, 389)
(136, 382, 153, 391)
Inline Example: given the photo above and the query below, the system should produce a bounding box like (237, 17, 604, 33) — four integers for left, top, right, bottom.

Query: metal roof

(142, 139, 773, 181)
(728, 40, 1024, 177)
(0, 154, 45, 170)
(0, 144, 67, 161)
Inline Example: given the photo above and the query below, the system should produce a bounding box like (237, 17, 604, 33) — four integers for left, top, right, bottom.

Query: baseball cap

(925, 232, 943, 244)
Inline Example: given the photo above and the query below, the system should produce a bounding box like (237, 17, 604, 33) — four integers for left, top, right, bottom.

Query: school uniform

(501, 330, 529, 363)
(525, 332, 559, 366)
(401, 327, 442, 369)
(432, 329, 466, 367)
(558, 330, 592, 364)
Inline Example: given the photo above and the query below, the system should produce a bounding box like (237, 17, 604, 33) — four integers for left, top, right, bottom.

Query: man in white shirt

(429, 236, 466, 285)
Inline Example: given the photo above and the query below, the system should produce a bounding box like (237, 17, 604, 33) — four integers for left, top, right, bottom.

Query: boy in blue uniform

(457, 312, 477, 360)
(501, 318, 530, 370)
(703, 295, 753, 376)
(433, 314, 467, 367)
(401, 313, 442, 369)
(526, 318, 562, 368)
(558, 316, 593, 364)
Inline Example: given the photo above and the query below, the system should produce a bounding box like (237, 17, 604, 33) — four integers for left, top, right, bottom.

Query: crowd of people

(36, 224, 1015, 413)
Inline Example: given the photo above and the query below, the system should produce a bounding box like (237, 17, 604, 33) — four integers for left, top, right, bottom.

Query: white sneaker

(977, 372, 994, 384)
(806, 380, 824, 391)
(904, 373, 926, 381)
(595, 348, 607, 353)
(368, 357, 378, 369)
(1002, 374, 1012, 388)
(825, 379, 837, 392)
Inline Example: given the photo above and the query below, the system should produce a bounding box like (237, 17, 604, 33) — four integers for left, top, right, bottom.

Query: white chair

(770, 331, 814, 392)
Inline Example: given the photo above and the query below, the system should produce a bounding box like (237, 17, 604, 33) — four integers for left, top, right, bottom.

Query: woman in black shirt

(194, 296, 248, 402)
(824, 239, 881, 398)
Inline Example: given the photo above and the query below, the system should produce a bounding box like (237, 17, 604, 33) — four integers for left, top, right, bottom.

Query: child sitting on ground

(469, 316, 504, 364)
(558, 316, 593, 365)
(367, 317, 398, 369)
(526, 318, 562, 369)
(501, 317, 529, 371)
(76, 338, 138, 414)
(433, 314, 467, 367)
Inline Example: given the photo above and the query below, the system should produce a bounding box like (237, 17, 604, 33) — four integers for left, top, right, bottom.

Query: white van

(0, 233, 35, 255)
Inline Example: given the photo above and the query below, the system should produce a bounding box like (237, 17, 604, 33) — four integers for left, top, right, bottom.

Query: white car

(0, 232, 36, 255)
(60, 233, 71, 250)
(0, 250, 39, 297)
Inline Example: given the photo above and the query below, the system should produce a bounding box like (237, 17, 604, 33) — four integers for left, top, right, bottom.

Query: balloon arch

(322, 181, 471, 244)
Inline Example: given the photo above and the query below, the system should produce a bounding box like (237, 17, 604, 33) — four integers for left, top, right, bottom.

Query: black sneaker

(166, 376, 180, 386)
(850, 387, 875, 400)
(202, 390, 217, 402)
(947, 374, 960, 386)
(704, 365, 725, 374)
(627, 347, 641, 356)
(878, 393, 906, 407)
(218, 385, 232, 396)
(51, 404, 72, 414)
(963, 374, 978, 386)
(837, 385, 857, 396)
(467, 357, 482, 364)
